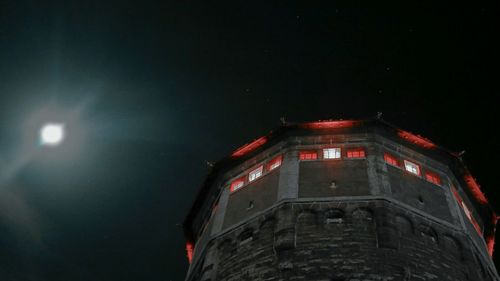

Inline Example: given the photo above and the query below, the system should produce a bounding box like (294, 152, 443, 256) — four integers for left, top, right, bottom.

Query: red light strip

(186, 242, 194, 263)
(397, 130, 436, 149)
(464, 174, 488, 205)
(301, 120, 360, 129)
(231, 136, 267, 157)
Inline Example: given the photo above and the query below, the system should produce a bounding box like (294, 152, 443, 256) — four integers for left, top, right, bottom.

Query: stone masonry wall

(190, 200, 496, 281)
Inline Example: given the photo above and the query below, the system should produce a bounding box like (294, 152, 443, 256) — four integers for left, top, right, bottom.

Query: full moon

(40, 123, 65, 146)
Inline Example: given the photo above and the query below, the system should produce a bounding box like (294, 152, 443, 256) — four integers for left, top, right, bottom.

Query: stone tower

(183, 119, 498, 281)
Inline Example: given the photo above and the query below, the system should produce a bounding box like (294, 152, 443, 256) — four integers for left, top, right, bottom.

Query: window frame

(230, 177, 246, 193)
(425, 171, 442, 186)
(404, 160, 421, 176)
(323, 147, 342, 160)
(248, 165, 264, 182)
(384, 153, 400, 167)
(267, 155, 283, 172)
(299, 150, 318, 161)
(451, 186, 483, 235)
(346, 147, 366, 159)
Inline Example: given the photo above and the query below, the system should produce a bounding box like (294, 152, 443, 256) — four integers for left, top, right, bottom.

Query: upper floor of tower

(183, 118, 497, 267)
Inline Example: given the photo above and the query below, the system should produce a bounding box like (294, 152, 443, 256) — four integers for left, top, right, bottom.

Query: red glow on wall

(299, 151, 318, 160)
(464, 174, 488, 205)
(231, 136, 267, 157)
(301, 120, 360, 129)
(425, 171, 441, 186)
(346, 148, 366, 158)
(397, 130, 437, 149)
(186, 242, 194, 263)
(383, 153, 400, 167)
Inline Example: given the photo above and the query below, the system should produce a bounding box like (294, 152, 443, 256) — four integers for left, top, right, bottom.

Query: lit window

(451, 185, 461, 203)
(461, 201, 472, 220)
(384, 153, 399, 167)
(248, 166, 263, 182)
(470, 215, 483, 235)
(267, 155, 282, 171)
(323, 148, 341, 159)
(346, 148, 366, 158)
(404, 160, 421, 176)
(299, 151, 318, 160)
(230, 177, 245, 192)
(425, 171, 441, 185)
(461, 201, 483, 233)
(451, 186, 483, 235)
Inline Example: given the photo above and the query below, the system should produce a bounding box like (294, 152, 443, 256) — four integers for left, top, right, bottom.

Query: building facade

(183, 119, 498, 281)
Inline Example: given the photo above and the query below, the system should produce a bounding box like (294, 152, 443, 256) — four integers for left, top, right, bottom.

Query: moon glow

(40, 123, 65, 146)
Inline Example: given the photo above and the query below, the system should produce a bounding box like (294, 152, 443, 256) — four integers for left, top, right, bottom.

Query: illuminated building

(183, 118, 498, 281)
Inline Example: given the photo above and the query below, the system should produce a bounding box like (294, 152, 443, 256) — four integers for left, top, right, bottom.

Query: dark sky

(0, 1, 498, 280)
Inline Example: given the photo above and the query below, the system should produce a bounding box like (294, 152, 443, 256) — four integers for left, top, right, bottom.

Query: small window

(452, 186, 483, 235)
(451, 185, 462, 203)
(323, 148, 341, 159)
(346, 148, 366, 158)
(404, 160, 421, 176)
(248, 166, 263, 182)
(470, 215, 483, 235)
(425, 171, 441, 185)
(461, 201, 482, 234)
(230, 177, 245, 192)
(299, 151, 318, 160)
(267, 155, 282, 171)
(384, 153, 399, 167)
(461, 201, 472, 220)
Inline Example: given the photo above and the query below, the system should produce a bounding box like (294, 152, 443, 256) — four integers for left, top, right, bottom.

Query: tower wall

(183, 122, 498, 281)
(199, 201, 486, 281)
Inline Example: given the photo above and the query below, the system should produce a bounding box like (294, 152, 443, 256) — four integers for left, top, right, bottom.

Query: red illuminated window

(461, 201, 473, 221)
(461, 201, 482, 234)
(267, 155, 283, 171)
(384, 153, 399, 167)
(470, 216, 483, 235)
(451, 186, 483, 235)
(451, 185, 461, 203)
(230, 177, 245, 192)
(299, 151, 318, 160)
(404, 160, 421, 176)
(346, 148, 366, 158)
(425, 171, 441, 186)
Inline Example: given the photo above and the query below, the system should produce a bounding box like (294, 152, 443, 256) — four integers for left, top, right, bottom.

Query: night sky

(0, 1, 499, 280)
